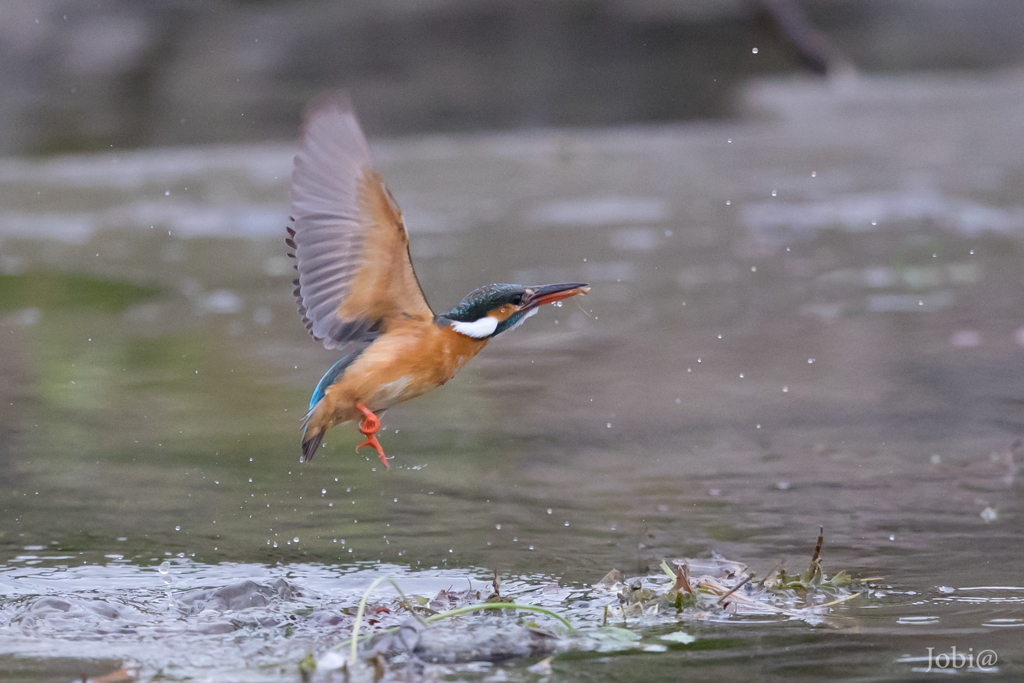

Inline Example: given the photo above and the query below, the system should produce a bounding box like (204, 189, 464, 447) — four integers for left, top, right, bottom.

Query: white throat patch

(450, 316, 499, 339)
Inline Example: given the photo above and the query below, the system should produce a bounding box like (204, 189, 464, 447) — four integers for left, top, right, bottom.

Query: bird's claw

(355, 402, 389, 470)
(356, 436, 390, 470)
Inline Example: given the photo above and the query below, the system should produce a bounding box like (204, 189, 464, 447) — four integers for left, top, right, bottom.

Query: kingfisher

(285, 94, 589, 469)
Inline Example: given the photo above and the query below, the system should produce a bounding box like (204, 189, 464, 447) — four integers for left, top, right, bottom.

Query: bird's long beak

(524, 282, 590, 309)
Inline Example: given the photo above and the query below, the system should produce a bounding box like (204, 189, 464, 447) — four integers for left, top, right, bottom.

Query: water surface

(2, 73, 1024, 680)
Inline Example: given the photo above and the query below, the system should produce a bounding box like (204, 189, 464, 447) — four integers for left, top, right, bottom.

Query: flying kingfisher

(285, 94, 589, 469)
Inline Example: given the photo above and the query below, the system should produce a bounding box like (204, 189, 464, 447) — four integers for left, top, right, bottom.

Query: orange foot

(355, 403, 389, 470)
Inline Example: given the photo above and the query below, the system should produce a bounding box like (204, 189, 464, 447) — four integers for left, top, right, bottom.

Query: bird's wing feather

(288, 94, 432, 349)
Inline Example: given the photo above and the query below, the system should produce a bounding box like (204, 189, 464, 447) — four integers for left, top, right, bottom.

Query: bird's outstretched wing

(287, 94, 433, 349)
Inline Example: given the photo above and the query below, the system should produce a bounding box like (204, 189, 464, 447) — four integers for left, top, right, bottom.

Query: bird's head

(443, 282, 590, 339)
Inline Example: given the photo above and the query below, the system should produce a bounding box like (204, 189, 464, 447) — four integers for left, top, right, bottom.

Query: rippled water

(2, 73, 1024, 680)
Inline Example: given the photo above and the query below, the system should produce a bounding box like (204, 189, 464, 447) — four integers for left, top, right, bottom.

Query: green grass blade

(332, 599, 572, 651)
(350, 576, 388, 665)
(425, 602, 571, 629)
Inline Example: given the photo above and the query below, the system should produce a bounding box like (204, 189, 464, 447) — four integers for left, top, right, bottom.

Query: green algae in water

(0, 271, 159, 312)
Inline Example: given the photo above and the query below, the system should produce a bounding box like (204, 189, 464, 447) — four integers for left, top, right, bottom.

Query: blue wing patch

(309, 348, 365, 410)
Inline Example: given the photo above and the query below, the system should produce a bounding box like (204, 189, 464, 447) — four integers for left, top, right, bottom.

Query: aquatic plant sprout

(314, 530, 877, 678)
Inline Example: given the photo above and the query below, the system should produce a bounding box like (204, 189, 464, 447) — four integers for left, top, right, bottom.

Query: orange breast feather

(324, 323, 489, 418)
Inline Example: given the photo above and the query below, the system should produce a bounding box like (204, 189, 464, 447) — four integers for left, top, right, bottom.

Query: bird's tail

(300, 400, 327, 462)
(301, 428, 325, 462)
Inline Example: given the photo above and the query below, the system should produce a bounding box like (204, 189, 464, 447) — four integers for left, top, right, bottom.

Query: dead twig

(717, 572, 756, 605)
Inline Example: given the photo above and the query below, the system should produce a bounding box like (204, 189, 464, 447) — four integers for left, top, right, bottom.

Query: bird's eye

(511, 294, 523, 306)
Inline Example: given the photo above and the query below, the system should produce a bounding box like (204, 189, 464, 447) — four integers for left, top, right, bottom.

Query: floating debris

(305, 529, 878, 680)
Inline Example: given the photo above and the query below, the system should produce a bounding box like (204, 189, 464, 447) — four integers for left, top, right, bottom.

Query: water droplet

(752, 47, 759, 54)
(564, 521, 570, 527)
(889, 535, 896, 541)
(555, 300, 563, 307)
(718, 334, 723, 339)
(725, 200, 731, 205)
(727, 138, 732, 143)
(293, 537, 300, 543)
(529, 545, 535, 550)
(811, 171, 817, 178)
(321, 489, 326, 495)
(750, 266, 756, 272)
(273, 541, 278, 548)
(739, 373, 744, 378)
(606, 422, 612, 428)
(164, 191, 170, 196)
(495, 524, 501, 530)
(547, 508, 552, 514)
(756, 424, 761, 429)
(783, 386, 789, 392)
(158, 561, 170, 574)
(771, 190, 777, 197)
(808, 358, 815, 364)
(871, 220, 877, 226)
(970, 249, 975, 255)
